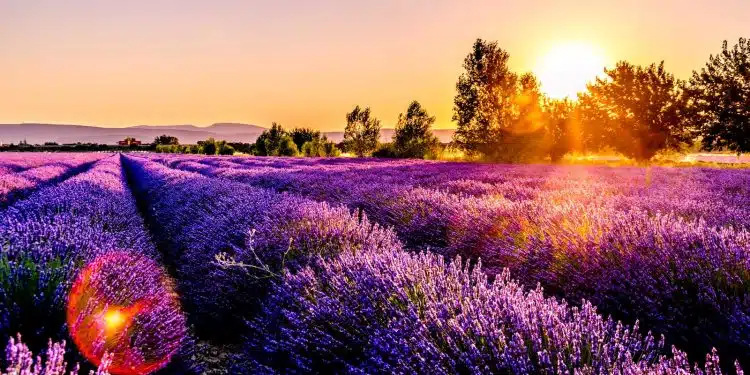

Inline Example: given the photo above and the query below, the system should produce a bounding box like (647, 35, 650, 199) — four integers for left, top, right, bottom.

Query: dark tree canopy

(255, 123, 299, 157)
(689, 38, 750, 155)
(578, 61, 692, 161)
(154, 134, 179, 145)
(452, 39, 518, 157)
(451, 39, 555, 162)
(301, 135, 340, 157)
(200, 137, 218, 155)
(290, 128, 322, 151)
(344, 106, 381, 157)
(392, 101, 439, 159)
(254, 123, 285, 156)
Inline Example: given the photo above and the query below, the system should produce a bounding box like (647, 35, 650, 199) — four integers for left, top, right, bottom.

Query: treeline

(17, 37, 745, 162)
(253, 125, 341, 157)
(246, 101, 444, 158)
(154, 137, 238, 155)
(153, 128, 342, 157)
(154, 101, 443, 159)
(159, 37, 748, 162)
(452, 37, 750, 162)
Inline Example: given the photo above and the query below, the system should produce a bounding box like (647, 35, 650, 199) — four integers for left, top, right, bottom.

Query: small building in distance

(118, 138, 142, 146)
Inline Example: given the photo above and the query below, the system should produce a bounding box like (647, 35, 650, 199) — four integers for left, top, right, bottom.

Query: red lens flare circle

(67, 252, 187, 375)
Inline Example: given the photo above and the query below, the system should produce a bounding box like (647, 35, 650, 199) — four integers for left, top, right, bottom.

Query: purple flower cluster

(0, 154, 104, 207)
(0, 156, 161, 355)
(251, 248, 743, 374)
(147, 154, 750, 369)
(0, 153, 83, 173)
(3, 152, 748, 374)
(121, 155, 401, 344)
(2, 334, 111, 375)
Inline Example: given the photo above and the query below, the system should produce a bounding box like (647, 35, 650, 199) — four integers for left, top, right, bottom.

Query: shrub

(121, 156, 399, 345)
(218, 144, 235, 155)
(250, 248, 737, 373)
(371, 142, 398, 158)
(289, 128, 321, 151)
(393, 101, 440, 159)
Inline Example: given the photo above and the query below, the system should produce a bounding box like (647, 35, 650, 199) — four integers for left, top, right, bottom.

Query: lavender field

(1, 152, 748, 375)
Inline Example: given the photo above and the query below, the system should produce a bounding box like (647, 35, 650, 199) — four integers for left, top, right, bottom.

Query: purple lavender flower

(2, 334, 111, 375)
(151, 154, 750, 368)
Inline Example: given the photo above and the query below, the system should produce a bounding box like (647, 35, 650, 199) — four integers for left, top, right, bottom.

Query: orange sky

(1, 0, 748, 131)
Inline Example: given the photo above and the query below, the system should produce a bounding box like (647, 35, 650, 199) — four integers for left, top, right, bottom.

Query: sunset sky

(1, 0, 748, 131)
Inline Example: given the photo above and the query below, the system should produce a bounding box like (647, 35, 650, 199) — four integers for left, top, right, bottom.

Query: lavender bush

(0, 154, 104, 207)
(122, 156, 401, 345)
(0, 156, 160, 357)
(2, 335, 110, 375)
(154, 154, 750, 368)
(2, 152, 747, 374)
(249, 248, 743, 374)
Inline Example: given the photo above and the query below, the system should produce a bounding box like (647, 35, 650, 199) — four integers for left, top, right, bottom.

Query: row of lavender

(147, 153, 750, 370)
(154, 154, 750, 229)
(0, 153, 90, 175)
(122, 154, 741, 374)
(0, 155, 185, 374)
(0, 153, 106, 207)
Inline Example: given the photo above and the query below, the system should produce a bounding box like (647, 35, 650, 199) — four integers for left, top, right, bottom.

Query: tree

(276, 136, 299, 156)
(324, 138, 341, 157)
(254, 123, 285, 156)
(344, 106, 381, 157)
(492, 73, 551, 162)
(301, 135, 339, 157)
(154, 134, 179, 145)
(218, 143, 235, 155)
(228, 142, 253, 154)
(578, 61, 692, 161)
(301, 140, 324, 157)
(290, 128, 321, 151)
(393, 101, 440, 158)
(689, 38, 750, 155)
(214, 140, 235, 155)
(201, 138, 218, 155)
(451, 40, 551, 162)
(452, 39, 518, 157)
(544, 98, 580, 162)
(254, 123, 298, 156)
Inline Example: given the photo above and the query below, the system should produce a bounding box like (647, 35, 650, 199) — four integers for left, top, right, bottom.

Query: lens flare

(67, 252, 187, 375)
(104, 309, 126, 331)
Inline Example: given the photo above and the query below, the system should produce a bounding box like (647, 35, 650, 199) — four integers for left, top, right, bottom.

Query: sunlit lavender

(1, 153, 748, 374)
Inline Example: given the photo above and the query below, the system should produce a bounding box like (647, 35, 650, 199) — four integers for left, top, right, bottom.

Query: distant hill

(0, 123, 267, 145)
(0, 123, 456, 145)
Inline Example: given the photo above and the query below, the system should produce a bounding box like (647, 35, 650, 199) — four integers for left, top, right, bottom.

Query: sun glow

(104, 308, 127, 332)
(535, 42, 606, 99)
(67, 252, 186, 375)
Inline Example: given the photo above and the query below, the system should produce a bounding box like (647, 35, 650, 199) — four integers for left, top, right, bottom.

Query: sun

(535, 42, 606, 99)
